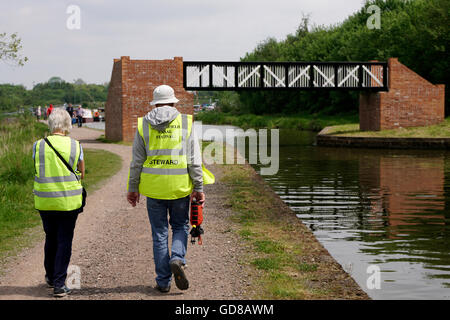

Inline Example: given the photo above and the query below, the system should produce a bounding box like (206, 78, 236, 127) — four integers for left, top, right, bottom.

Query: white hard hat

(150, 85, 179, 105)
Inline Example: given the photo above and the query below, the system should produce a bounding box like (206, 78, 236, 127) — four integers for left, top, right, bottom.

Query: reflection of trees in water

(256, 140, 450, 277)
(269, 145, 374, 234)
(357, 153, 449, 274)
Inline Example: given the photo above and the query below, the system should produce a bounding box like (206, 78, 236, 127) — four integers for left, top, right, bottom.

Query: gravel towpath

(0, 126, 248, 300)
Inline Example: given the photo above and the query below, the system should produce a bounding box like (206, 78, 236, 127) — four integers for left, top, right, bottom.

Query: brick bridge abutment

(105, 56, 445, 141)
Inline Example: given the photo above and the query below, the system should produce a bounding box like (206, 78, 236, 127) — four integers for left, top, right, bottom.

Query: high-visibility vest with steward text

(136, 113, 214, 200)
(33, 135, 83, 211)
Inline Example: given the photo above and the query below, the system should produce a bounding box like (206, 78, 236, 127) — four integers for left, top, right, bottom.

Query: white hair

(48, 107, 72, 134)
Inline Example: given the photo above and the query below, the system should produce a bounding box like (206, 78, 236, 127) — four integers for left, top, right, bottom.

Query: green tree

(238, 0, 449, 116)
(0, 78, 109, 112)
(0, 84, 29, 111)
(0, 32, 28, 66)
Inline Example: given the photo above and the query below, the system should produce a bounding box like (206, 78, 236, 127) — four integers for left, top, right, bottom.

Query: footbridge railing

(183, 61, 388, 91)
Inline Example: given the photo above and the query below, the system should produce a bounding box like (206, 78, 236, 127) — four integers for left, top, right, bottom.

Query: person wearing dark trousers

(40, 212, 78, 291)
(66, 103, 74, 118)
(33, 107, 85, 297)
(76, 106, 83, 127)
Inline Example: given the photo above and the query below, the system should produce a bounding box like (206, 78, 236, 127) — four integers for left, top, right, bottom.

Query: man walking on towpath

(127, 85, 214, 293)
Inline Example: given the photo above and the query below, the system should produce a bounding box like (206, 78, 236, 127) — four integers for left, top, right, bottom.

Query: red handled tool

(190, 200, 204, 245)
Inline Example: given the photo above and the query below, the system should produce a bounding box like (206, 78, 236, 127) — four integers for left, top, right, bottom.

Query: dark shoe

(170, 259, 189, 290)
(53, 285, 71, 297)
(155, 284, 171, 293)
(45, 276, 54, 288)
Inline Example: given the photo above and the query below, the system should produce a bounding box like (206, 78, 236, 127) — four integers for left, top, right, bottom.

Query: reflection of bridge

(184, 61, 388, 91)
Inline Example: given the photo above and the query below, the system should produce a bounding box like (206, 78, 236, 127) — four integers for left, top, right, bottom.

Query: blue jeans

(146, 195, 190, 288)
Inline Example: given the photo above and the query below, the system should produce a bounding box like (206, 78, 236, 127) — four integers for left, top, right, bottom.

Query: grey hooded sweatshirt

(127, 106, 203, 194)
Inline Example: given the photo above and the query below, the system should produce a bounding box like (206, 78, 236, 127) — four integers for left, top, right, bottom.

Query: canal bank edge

(316, 126, 450, 149)
(213, 162, 369, 299)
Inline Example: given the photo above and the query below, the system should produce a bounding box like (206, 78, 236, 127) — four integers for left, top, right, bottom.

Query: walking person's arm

(77, 160, 85, 180)
(187, 128, 205, 206)
(77, 145, 85, 179)
(127, 129, 146, 207)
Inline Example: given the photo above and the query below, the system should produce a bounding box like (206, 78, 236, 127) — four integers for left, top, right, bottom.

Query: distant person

(36, 106, 42, 120)
(76, 106, 83, 127)
(66, 103, 74, 118)
(32, 107, 86, 297)
(47, 104, 54, 118)
(43, 105, 48, 120)
(93, 110, 100, 122)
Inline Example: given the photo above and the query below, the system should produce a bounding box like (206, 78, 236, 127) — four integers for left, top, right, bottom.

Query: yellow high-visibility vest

(135, 113, 214, 200)
(33, 135, 83, 211)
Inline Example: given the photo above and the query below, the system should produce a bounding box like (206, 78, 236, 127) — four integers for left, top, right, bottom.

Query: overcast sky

(0, 0, 365, 88)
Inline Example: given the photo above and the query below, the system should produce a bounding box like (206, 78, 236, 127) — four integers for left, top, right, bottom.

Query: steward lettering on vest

(148, 159, 179, 165)
(136, 114, 194, 200)
(133, 113, 214, 200)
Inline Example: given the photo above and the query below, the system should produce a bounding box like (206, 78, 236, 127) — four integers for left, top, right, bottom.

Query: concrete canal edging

(316, 127, 450, 149)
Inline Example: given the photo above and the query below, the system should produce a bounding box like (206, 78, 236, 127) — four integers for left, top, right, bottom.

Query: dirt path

(0, 127, 248, 300)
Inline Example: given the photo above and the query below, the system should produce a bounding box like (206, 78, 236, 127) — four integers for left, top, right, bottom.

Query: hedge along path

(0, 126, 248, 300)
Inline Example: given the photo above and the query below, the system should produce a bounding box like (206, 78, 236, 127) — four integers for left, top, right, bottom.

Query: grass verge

(323, 118, 450, 138)
(0, 116, 122, 263)
(195, 111, 358, 131)
(82, 148, 122, 192)
(217, 163, 368, 299)
(96, 134, 133, 146)
(0, 115, 49, 262)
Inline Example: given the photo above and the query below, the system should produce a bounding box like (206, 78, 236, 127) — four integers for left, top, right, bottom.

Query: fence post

(209, 63, 213, 88)
(285, 65, 289, 88)
(334, 64, 338, 88)
(260, 64, 264, 88)
(358, 64, 363, 88)
(234, 64, 239, 89)
(309, 64, 314, 88)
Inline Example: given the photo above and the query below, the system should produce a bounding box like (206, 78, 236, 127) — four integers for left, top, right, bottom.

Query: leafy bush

(238, 0, 449, 115)
(0, 79, 108, 112)
(195, 110, 357, 131)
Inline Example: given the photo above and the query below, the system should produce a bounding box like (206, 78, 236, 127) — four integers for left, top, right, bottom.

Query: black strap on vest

(44, 137, 80, 182)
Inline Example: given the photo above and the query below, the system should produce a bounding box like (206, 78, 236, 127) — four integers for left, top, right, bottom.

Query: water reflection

(361, 155, 446, 233)
(250, 130, 450, 299)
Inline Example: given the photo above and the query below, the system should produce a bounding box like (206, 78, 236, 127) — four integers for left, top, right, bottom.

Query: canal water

(260, 130, 450, 300)
(93, 121, 449, 299)
(197, 124, 450, 300)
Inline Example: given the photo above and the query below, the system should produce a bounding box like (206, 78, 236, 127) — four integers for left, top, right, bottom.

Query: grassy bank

(96, 134, 133, 146)
(0, 116, 49, 261)
(82, 148, 122, 192)
(215, 161, 368, 299)
(323, 118, 450, 138)
(0, 116, 122, 262)
(195, 111, 358, 131)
